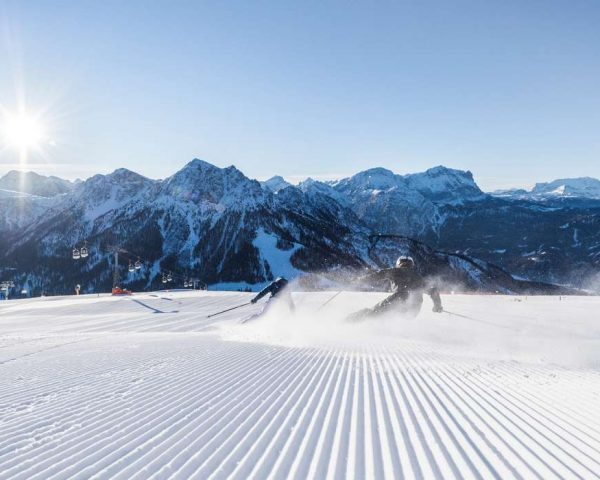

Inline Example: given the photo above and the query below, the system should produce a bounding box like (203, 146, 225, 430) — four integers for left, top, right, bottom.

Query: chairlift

(183, 280, 188, 288)
(80, 246, 89, 258)
(72, 248, 80, 260)
(167, 272, 173, 283)
(128, 261, 135, 273)
(134, 259, 142, 270)
(162, 274, 167, 284)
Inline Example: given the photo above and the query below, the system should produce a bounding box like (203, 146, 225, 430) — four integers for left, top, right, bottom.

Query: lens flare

(1, 110, 46, 152)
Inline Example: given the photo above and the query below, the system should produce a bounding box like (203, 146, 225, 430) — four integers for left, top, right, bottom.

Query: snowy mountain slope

(0, 170, 74, 197)
(1, 291, 599, 479)
(532, 177, 600, 198)
(330, 166, 484, 237)
(332, 168, 437, 236)
(0, 195, 54, 248)
(430, 197, 600, 290)
(261, 175, 292, 193)
(1, 159, 599, 292)
(2, 159, 368, 295)
(492, 177, 600, 200)
(404, 165, 484, 203)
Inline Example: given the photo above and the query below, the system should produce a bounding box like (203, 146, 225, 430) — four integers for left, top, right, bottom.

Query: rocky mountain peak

(0, 170, 74, 197)
(261, 175, 292, 193)
(405, 165, 483, 203)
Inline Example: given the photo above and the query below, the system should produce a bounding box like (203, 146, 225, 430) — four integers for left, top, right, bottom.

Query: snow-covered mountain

(261, 175, 292, 193)
(1, 159, 598, 294)
(0, 170, 74, 197)
(492, 177, 600, 200)
(2, 159, 368, 295)
(330, 166, 484, 236)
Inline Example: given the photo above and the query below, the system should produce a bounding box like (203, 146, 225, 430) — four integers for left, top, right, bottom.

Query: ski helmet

(395, 256, 414, 268)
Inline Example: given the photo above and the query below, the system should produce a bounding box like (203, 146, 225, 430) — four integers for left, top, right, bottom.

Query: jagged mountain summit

(1, 159, 366, 295)
(0, 159, 599, 294)
(261, 175, 293, 193)
(0, 170, 74, 197)
(330, 166, 484, 236)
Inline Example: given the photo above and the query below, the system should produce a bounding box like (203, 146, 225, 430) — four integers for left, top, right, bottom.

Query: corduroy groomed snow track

(1, 291, 599, 479)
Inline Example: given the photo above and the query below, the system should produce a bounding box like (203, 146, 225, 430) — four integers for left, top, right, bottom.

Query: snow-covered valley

(1, 291, 600, 479)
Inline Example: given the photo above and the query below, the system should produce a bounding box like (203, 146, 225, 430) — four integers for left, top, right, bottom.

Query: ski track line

(0, 338, 222, 429)
(105, 346, 302, 480)
(407, 358, 530, 479)
(0, 336, 176, 419)
(8, 342, 276, 480)
(392, 356, 463, 478)
(432, 344, 600, 441)
(480, 360, 600, 435)
(399, 350, 531, 479)
(0, 351, 176, 431)
(407, 349, 569, 478)
(478, 375, 600, 470)
(141, 347, 321, 480)
(258, 350, 346, 480)
(2, 341, 250, 478)
(1, 340, 232, 456)
(449, 366, 600, 477)
(409, 345, 600, 479)
(271, 352, 347, 478)
(289, 351, 352, 479)
(187, 349, 332, 479)
(68, 345, 292, 480)
(2, 292, 600, 480)
(0, 337, 93, 366)
(380, 352, 443, 479)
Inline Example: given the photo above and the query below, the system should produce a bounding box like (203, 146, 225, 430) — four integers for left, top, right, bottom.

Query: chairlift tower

(112, 250, 120, 288)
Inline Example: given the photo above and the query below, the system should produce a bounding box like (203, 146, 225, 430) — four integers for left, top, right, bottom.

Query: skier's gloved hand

(432, 304, 443, 313)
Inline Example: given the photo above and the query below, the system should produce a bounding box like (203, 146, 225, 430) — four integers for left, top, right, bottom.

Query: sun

(1, 110, 46, 153)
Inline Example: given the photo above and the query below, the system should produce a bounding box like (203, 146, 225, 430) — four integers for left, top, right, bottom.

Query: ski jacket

(252, 277, 288, 303)
(362, 268, 442, 309)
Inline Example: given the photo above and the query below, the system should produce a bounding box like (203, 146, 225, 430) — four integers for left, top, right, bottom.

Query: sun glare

(1, 111, 46, 153)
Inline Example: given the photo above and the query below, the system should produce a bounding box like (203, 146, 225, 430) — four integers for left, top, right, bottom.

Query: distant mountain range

(0, 170, 75, 198)
(0, 161, 598, 295)
(492, 177, 600, 201)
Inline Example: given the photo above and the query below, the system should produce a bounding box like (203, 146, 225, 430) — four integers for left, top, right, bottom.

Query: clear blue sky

(0, 0, 599, 190)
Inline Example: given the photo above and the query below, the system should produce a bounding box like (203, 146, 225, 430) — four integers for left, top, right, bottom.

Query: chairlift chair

(72, 248, 80, 260)
(128, 262, 135, 273)
(80, 246, 88, 258)
(134, 260, 142, 270)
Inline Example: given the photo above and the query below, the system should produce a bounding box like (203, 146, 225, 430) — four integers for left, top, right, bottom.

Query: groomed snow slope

(1, 291, 600, 479)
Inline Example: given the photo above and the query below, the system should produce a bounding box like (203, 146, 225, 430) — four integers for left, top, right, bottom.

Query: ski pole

(443, 309, 516, 331)
(318, 291, 342, 311)
(207, 302, 252, 318)
(442, 309, 477, 321)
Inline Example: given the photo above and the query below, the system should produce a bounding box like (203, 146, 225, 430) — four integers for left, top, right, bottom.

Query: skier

(347, 256, 443, 321)
(243, 277, 295, 322)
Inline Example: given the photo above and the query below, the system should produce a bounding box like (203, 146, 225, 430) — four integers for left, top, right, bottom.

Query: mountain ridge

(1, 160, 599, 294)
